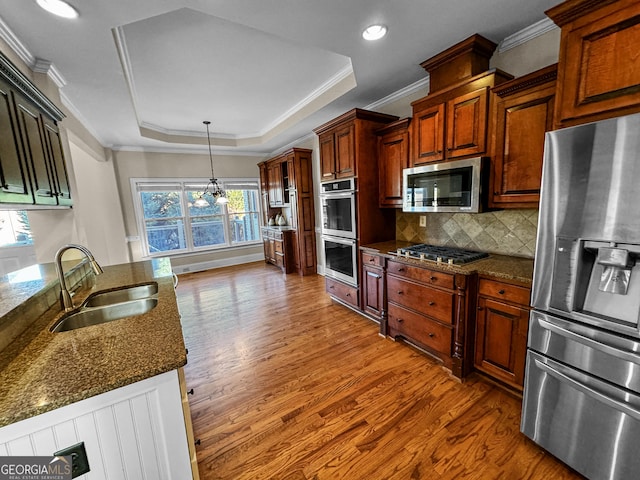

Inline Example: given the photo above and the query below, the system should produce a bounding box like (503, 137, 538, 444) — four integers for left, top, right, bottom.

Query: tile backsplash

(396, 209, 538, 258)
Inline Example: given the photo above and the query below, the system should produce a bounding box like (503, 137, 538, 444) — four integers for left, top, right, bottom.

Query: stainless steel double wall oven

(320, 178, 358, 286)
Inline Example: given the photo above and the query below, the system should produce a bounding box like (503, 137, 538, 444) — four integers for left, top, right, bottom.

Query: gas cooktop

(391, 244, 489, 265)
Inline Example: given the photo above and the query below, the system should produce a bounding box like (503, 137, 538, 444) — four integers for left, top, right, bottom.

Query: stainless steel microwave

(402, 157, 487, 213)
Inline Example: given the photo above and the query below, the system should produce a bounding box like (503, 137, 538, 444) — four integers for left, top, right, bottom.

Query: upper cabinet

(314, 108, 398, 181)
(489, 64, 557, 208)
(376, 118, 410, 208)
(0, 52, 71, 208)
(548, 0, 640, 127)
(410, 35, 513, 166)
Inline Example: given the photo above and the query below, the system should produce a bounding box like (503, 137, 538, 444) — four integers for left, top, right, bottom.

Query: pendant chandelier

(194, 120, 228, 207)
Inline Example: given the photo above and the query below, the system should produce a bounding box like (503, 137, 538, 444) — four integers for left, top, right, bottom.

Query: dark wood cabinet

(360, 252, 385, 322)
(474, 277, 530, 391)
(0, 78, 31, 204)
(376, 118, 410, 208)
(259, 148, 316, 276)
(547, 0, 640, 127)
(411, 72, 511, 167)
(0, 52, 71, 208)
(490, 64, 557, 208)
(261, 227, 294, 274)
(318, 122, 356, 181)
(386, 259, 474, 378)
(410, 34, 512, 167)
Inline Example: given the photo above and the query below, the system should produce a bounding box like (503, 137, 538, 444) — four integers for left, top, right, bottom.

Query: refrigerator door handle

(534, 356, 640, 421)
(537, 315, 640, 365)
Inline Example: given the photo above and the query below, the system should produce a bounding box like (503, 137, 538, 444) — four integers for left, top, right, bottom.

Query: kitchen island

(0, 258, 198, 479)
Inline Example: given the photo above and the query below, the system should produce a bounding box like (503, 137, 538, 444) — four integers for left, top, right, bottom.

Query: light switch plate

(419, 216, 426, 227)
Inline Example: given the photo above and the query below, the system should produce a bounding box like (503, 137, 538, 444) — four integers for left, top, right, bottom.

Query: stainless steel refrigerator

(521, 112, 640, 480)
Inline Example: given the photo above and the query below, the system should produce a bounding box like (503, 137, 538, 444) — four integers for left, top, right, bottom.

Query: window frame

(131, 177, 262, 258)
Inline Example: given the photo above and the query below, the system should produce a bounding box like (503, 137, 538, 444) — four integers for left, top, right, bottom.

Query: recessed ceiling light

(36, 0, 79, 19)
(362, 24, 387, 41)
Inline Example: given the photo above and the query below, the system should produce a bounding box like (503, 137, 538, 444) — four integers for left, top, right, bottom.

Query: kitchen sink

(50, 298, 158, 333)
(82, 282, 158, 308)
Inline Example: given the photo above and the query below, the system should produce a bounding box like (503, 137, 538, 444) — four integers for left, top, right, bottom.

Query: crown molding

(497, 17, 558, 53)
(111, 143, 267, 157)
(33, 58, 66, 87)
(365, 76, 430, 111)
(0, 15, 33, 66)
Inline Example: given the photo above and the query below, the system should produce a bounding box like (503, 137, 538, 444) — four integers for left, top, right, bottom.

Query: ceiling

(0, 0, 560, 156)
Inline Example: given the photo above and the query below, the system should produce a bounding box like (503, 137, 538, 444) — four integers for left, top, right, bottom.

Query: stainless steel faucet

(55, 244, 104, 311)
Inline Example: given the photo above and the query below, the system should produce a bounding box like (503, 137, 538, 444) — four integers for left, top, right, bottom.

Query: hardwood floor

(177, 262, 583, 480)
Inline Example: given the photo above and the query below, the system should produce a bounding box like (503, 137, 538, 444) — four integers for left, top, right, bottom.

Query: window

(133, 179, 261, 256)
(0, 211, 33, 248)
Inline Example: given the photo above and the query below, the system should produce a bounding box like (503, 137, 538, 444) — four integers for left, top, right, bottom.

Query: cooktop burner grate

(391, 244, 489, 265)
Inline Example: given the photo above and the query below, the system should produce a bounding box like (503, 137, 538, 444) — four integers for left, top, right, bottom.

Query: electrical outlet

(419, 215, 426, 227)
(54, 442, 90, 478)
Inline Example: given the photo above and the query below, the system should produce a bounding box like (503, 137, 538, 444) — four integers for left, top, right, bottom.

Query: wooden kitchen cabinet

(360, 251, 385, 324)
(376, 118, 410, 208)
(259, 148, 316, 276)
(474, 277, 531, 391)
(411, 34, 512, 167)
(547, 0, 640, 127)
(489, 64, 557, 208)
(0, 77, 31, 204)
(386, 259, 475, 378)
(314, 108, 398, 181)
(0, 52, 71, 208)
(262, 227, 294, 274)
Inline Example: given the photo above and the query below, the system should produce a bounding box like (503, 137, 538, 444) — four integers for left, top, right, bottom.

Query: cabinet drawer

(362, 252, 383, 267)
(274, 240, 284, 254)
(387, 261, 454, 290)
(387, 276, 454, 324)
(326, 277, 359, 308)
(479, 278, 530, 306)
(275, 254, 285, 268)
(388, 303, 452, 355)
(272, 230, 283, 240)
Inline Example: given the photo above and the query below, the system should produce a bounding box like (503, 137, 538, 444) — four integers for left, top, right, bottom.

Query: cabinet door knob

(398, 267, 405, 272)
(397, 318, 404, 323)
(346, 293, 351, 297)
(428, 301, 435, 306)
(329, 285, 335, 289)
(477, 307, 484, 311)
(430, 276, 437, 281)
(187, 388, 194, 395)
(428, 332, 435, 338)
(397, 290, 403, 295)
(498, 289, 505, 295)
(369, 258, 375, 262)
(195, 439, 201, 446)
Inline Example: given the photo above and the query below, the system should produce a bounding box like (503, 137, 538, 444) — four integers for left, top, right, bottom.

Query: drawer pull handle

(428, 333, 435, 338)
(369, 258, 375, 262)
(346, 293, 351, 297)
(428, 301, 435, 306)
(398, 267, 405, 272)
(329, 285, 335, 289)
(477, 307, 484, 311)
(498, 289, 505, 295)
(430, 276, 437, 281)
(397, 318, 404, 323)
(397, 290, 403, 295)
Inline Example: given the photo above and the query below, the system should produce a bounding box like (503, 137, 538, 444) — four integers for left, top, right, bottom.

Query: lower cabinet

(262, 227, 294, 274)
(326, 277, 359, 309)
(386, 260, 474, 378)
(360, 252, 385, 323)
(474, 277, 530, 391)
(0, 369, 199, 479)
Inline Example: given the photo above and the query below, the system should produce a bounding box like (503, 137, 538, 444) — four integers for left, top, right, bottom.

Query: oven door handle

(537, 315, 640, 365)
(533, 355, 640, 420)
(322, 235, 356, 246)
(320, 191, 355, 199)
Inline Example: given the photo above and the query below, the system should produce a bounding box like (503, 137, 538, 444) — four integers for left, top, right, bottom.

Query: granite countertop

(361, 240, 534, 286)
(0, 259, 187, 427)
